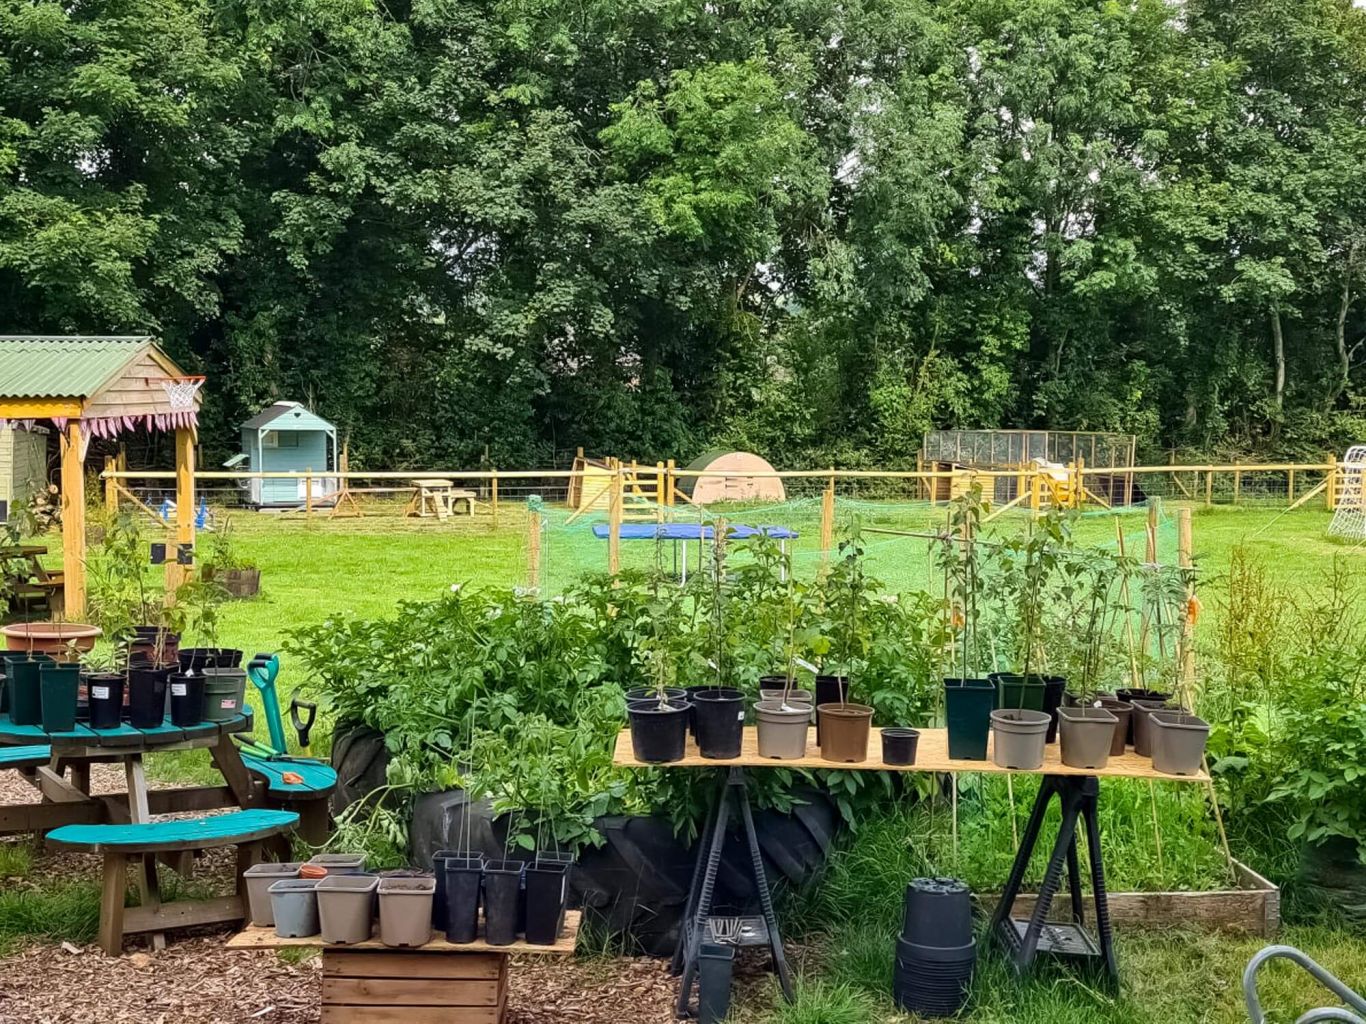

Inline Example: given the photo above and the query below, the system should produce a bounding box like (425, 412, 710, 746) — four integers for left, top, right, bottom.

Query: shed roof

(242, 401, 334, 432)
(0, 336, 159, 399)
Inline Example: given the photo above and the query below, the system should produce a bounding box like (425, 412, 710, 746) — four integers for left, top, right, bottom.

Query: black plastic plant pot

(990, 672, 1047, 712)
(169, 672, 206, 727)
(881, 728, 920, 766)
(627, 698, 689, 763)
(38, 664, 80, 733)
(482, 859, 525, 946)
(524, 861, 570, 945)
(901, 876, 973, 947)
(1041, 675, 1066, 742)
(697, 941, 736, 1024)
(126, 666, 170, 727)
(442, 855, 484, 943)
(177, 647, 245, 672)
(943, 678, 994, 760)
(693, 688, 745, 759)
(86, 673, 125, 730)
(624, 686, 686, 703)
(683, 685, 712, 740)
(4, 654, 50, 727)
(813, 675, 849, 742)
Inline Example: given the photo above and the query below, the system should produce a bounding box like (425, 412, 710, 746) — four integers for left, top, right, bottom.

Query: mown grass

(737, 926, 1366, 1024)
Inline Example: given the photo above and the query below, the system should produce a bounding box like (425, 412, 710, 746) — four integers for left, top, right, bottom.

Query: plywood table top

(227, 910, 581, 955)
(612, 727, 1207, 782)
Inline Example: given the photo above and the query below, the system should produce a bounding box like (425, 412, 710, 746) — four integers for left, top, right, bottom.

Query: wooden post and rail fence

(96, 459, 1348, 595)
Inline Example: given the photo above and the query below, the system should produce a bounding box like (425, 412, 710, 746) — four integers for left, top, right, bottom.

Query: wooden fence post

(1205, 470, 1213, 506)
(527, 500, 542, 591)
(1287, 467, 1295, 504)
(1177, 507, 1195, 692)
(820, 472, 835, 564)
(665, 458, 676, 507)
(1326, 454, 1339, 510)
(608, 467, 623, 575)
(305, 468, 314, 518)
(1233, 459, 1242, 504)
(1030, 468, 1042, 514)
(491, 469, 499, 528)
(104, 456, 118, 516)
(1075, 455, 1085, 509)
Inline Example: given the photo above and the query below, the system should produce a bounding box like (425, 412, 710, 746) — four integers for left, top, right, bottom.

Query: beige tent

(678, 450, 785, 505)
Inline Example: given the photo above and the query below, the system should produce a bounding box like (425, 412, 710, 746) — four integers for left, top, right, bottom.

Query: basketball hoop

(148, 375, 205, 411)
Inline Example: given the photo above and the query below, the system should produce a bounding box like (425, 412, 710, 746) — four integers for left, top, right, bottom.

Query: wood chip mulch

(0, 939, 682, 1024)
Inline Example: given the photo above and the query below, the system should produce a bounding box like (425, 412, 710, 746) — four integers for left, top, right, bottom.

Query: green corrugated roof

(0, 336, 153, 399)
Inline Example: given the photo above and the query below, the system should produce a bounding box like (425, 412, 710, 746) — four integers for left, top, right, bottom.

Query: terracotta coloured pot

(2, 622, 101, 655)
(818, 703, 874, 763)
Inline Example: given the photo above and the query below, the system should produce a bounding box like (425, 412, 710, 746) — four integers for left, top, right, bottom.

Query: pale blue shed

(237, 402, 338, 507)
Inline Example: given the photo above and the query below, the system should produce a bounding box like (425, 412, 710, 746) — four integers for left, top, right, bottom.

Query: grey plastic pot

(755, 699, 811, 759)
(317, 874, 379, 944)
(759, 688, 812, 705)
(243, 862, 302, 926)
(378, 876, 436, 947)
(990, 709, 1050, 770)
(1131, 700, 1188, 757)
(307, 853, 367, 875)
(1056, 705, 1118, 770)
(1149, 711, 1210, 776)
(202, 666, 247, 722)
(268, 878, 320, 938)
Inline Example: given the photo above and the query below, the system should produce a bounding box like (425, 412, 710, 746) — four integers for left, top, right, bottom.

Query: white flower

(449, 582, 463, 593)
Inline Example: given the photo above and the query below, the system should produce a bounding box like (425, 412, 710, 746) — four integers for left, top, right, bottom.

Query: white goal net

(1328, 445, 1366, 540)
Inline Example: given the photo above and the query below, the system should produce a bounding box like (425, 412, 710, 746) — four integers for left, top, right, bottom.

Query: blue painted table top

(46, 808, 300, 851)
(0, 707, 252, 750)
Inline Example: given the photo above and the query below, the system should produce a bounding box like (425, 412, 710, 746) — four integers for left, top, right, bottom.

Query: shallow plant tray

(702, 915, 770, 947)
(999, 917, 1102, 965)
(226, 910, 581, 955)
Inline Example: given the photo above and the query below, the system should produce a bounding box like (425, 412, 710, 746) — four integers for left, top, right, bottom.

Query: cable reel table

(613, 726, 1206, 1014)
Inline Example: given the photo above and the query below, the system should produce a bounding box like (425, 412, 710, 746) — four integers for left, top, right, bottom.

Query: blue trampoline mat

(591, 523, 798, 541)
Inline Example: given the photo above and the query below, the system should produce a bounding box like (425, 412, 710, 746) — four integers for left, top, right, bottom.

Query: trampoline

(591, 523, 798, 582)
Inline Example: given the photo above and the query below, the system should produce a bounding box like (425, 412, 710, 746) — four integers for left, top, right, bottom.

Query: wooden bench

(240, 753, 337, 845)
(0, 744, 53, 770)
(46, 808, 299, 955)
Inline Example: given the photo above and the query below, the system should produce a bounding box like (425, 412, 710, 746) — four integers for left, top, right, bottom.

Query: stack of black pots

(894, 877, 975, 1017)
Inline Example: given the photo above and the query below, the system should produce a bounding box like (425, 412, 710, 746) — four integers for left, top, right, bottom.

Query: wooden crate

(321, 949, 507, 1024)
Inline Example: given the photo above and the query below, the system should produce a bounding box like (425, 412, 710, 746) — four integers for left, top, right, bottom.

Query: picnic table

(406, 478, 478, 520)
(0, 709, 262, 950)
(0, 544, 63, 613)
(614, 726, 1207, 1012)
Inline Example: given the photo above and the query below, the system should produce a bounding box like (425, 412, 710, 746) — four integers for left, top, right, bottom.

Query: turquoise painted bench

(46, 809, 299, 955)
(239, 754, 336, 845)
(0, 744, 51, 770)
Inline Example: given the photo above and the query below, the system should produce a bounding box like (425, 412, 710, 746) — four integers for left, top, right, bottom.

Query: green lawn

(205, 502, 1350, 660)
(6, 501, 1364, 1015)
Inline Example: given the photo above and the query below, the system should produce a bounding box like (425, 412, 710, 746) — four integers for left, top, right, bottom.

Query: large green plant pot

(5, 654, 52, 726)
(990, 673, 1046, 712)
(944, 678, 995, 760)
(39, 663, 80, 733)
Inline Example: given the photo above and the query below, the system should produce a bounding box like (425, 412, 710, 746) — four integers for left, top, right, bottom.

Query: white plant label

(171, 683, 187, 696)
(91, 686, 110, 700)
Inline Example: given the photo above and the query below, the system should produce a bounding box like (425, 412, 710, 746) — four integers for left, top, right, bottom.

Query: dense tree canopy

(2, 0, 1364, 467)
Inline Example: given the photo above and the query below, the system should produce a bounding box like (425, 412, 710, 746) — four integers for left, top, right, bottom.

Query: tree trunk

(1270, 304, 1285, 438)
(1328, 243, 1355, 409)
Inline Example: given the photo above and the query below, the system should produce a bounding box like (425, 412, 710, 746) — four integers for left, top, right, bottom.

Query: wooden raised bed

(989, 860, 1279, 937)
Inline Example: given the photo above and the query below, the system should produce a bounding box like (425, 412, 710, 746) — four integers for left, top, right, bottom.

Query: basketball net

(158, 376, 205, 411)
